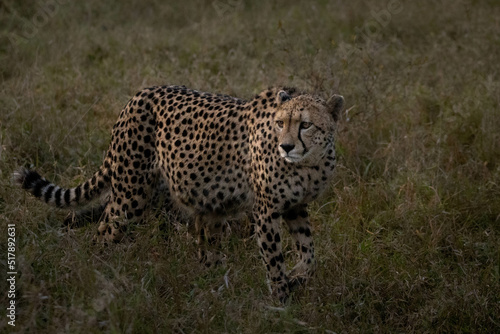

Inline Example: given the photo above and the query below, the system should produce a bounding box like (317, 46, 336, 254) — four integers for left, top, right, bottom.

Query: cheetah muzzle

(14, 85, 344, 303)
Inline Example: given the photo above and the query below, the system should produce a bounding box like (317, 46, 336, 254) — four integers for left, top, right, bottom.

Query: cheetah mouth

(284, 157, 299, 163)
(279, 145, 307, 163)
(282, 154, 303, 163)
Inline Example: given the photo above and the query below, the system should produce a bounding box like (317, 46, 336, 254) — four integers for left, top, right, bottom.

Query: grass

(1, 0, 499, 332)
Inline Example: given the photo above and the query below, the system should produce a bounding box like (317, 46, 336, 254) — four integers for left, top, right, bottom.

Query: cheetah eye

(300, 122, 313, 129)
(276, 120, 284, 128)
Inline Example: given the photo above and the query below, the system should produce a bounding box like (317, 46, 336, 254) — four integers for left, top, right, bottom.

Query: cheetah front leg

(253, 207, 289, 302)
(283, 204, 316, 290)
(195, 214, 226, 267)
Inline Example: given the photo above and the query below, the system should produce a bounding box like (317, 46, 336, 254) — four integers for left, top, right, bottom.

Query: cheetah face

(274, 91, 344, 164)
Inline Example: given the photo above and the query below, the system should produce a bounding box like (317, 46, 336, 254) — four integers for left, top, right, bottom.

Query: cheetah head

(274, 90, 344, 164)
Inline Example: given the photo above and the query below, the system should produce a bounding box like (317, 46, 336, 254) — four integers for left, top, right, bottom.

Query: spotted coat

(15, 85, 344, 302)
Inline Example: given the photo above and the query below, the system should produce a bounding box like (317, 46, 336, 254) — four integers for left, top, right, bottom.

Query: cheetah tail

(13, 166, 110, 208)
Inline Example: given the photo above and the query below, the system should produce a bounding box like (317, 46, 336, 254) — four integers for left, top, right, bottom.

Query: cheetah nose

(280, 144, 295, 153)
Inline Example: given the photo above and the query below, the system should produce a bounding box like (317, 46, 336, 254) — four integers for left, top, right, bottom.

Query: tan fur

(15, 85, 344, 302)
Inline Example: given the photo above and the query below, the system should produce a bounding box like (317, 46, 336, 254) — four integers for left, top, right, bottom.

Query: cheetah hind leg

(95, 190, 152, 244)
(63, 190, 110, 228)
(195, 214, 227, 267)
(93, 179, 174, 244)
(64, 202, 108, 228)
(149, 180, 179, 236)
(95, 204, 128, 244)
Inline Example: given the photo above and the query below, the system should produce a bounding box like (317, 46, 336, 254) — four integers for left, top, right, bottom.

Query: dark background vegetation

(1, 0, 499, 332)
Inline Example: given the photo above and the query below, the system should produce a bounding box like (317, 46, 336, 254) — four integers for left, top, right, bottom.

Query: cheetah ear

(327, 94, 344, 122)
(276, 90, 292, 106)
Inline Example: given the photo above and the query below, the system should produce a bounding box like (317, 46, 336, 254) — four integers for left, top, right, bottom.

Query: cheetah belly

(161, 165, 254, 216)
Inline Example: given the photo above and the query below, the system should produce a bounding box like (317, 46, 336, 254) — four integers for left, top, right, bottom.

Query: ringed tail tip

(13, 167, 37, 189)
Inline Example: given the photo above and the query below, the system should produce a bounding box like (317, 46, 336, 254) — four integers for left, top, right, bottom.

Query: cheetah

(15, 85, 344, 302)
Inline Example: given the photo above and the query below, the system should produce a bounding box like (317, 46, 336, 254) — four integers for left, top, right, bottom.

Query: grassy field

(1, 0, 499, 332)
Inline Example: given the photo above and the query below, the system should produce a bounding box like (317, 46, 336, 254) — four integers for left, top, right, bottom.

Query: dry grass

(1, 0, 499, 332)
